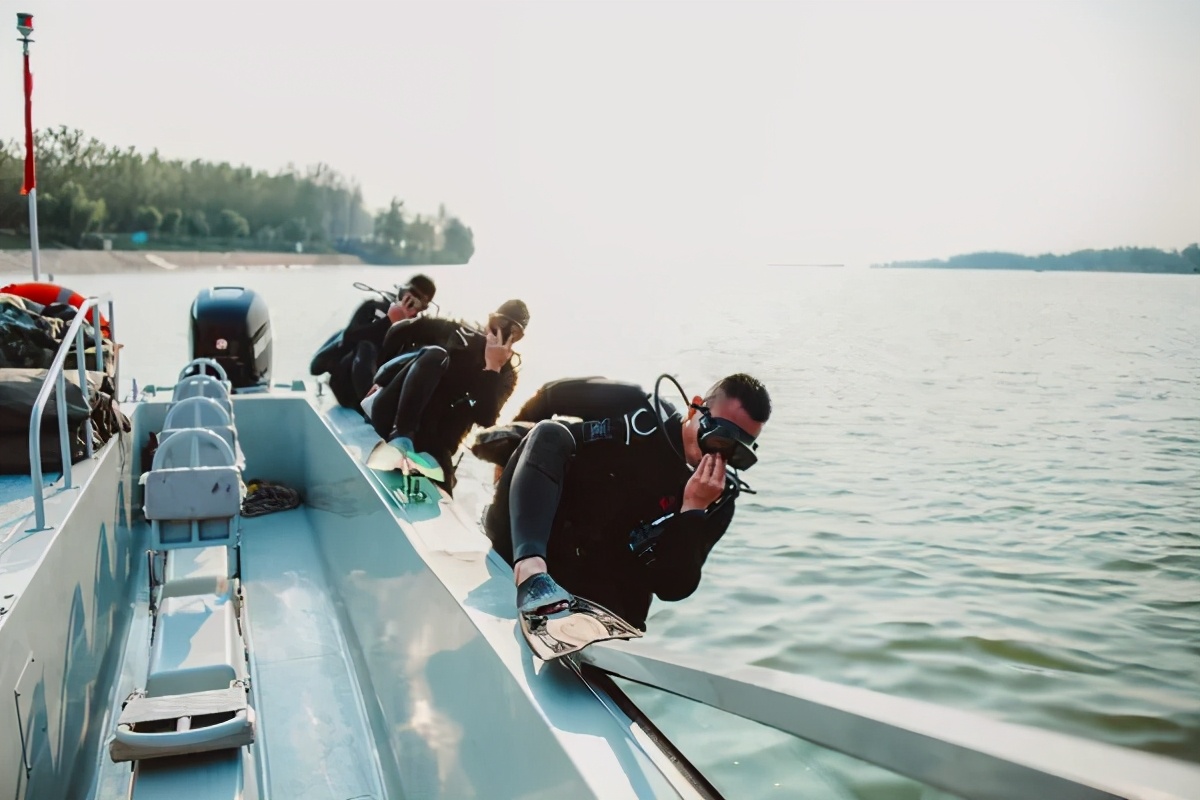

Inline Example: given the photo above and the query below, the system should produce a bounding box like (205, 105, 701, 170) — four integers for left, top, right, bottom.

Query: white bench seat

(147, 593, 245, 698)
(162, 546, 234, 600)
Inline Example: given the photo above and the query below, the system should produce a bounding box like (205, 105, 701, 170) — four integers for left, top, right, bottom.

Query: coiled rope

(241, 479, 302, 517)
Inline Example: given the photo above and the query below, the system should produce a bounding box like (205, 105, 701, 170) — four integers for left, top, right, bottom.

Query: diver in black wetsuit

(364, 299, 529, 491)
(309, 274, 437, 409)
(480, 373, 771, 631)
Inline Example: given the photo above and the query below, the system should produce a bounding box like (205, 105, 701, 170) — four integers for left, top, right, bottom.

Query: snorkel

(351, 280, 398, 305)
(651, 374, 756, 496)
(629, 375, 756, 566)
(350, 280, 439, 317)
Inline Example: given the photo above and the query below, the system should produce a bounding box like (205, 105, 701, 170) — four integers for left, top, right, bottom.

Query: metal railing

(580, 641, 1200, 800)
(27, 294, 117, 531)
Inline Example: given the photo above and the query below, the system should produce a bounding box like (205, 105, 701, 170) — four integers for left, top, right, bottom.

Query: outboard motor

(189, 287, 272, 391)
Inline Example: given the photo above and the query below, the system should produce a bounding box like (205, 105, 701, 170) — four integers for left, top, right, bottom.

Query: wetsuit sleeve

(342, 303, 390, 346)
(642, 498, 736, 602)
(343, 304, 388, 345)
(469, 365, 517, 428)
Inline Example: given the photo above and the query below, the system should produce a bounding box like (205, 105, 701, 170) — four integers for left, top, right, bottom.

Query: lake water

(15, 261, 1198, 796)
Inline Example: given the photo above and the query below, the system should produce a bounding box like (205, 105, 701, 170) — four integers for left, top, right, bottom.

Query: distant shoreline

(0, 249, 367, 276)
(874, 246, 1199, 275)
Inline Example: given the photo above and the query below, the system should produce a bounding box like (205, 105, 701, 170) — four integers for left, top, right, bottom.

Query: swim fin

(366, 439, 445, 483)
(519, 594, 643, 662)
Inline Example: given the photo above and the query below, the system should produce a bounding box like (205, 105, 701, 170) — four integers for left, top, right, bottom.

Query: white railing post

(55, 369, 71, 489)
(75, 325, 94, 458)
(27, 189, 40, 281)
(107, 298, 118, 395)
(28, 405, 45, 530)
(27, 294, 114, 531)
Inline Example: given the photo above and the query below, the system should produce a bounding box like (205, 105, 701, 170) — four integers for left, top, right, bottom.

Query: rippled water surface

(26, 261, 1198, 794)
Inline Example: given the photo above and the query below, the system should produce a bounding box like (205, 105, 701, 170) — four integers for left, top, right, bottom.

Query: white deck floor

(239, 505, 391, 800)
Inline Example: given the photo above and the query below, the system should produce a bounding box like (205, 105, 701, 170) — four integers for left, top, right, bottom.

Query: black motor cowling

(189, 287, 272, 390)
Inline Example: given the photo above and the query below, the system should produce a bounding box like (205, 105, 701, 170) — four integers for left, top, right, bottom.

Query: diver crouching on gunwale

(478, 373, 771, 633)
(309, 274, 437, 409)
(364, 299, 530, 492)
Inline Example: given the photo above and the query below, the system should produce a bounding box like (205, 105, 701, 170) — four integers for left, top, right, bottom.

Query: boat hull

(0, 433, 136, 799)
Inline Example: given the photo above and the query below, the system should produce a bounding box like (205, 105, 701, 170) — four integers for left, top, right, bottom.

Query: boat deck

(239, 505, 390, 799)
(1, 462, 100, 621)
(78, 394, 696, 800)
(86, 508, 393, 799)
(0, 474, 47, 538)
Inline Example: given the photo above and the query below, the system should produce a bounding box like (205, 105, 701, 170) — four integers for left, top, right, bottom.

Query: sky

(4, 0, 1198, 268)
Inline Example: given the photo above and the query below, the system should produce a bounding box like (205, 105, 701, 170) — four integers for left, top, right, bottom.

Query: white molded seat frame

(144, 428, 242, 550)
(172, 374, 233, 416)
(162, 395, 232, 433)
(179, 357, 231, 389)
(159, 396, 243, 469)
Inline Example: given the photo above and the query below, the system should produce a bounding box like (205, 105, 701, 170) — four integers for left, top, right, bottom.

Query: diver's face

(681, 390, 763, 468)
(709, 393, 764, 441)
(488, 314, 525, 344)
(388, 291, 424, 322)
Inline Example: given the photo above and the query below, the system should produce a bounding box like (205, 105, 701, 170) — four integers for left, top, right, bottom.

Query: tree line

(0, 126, 474, 264)
(876, 246, 1200, 274)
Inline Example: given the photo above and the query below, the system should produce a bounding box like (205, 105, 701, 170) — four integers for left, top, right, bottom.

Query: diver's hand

(484, 330, 513, 372)
(681, 453, 726, 512)
(388, 294, 421, 322)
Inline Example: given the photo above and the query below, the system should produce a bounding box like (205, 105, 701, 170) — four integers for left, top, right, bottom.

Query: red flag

(21, 52, 35, 195)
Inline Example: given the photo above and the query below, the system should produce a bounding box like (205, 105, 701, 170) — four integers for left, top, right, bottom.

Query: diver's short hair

(493, 299, 530, 330)
(405, 274, 436, 303)
(711, 373, 771, 423)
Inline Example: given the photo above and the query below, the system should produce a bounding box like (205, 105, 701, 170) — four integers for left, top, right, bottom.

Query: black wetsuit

(483, 377, 736, 630)
(370, 317, 518, 489)
(309, 299, 392, 409)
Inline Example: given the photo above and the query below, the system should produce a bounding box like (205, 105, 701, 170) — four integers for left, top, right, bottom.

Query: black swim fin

(519, 595, 642, 662)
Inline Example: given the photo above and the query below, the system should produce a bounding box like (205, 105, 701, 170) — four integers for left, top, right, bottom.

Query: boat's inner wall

(230, 396, 669, 799)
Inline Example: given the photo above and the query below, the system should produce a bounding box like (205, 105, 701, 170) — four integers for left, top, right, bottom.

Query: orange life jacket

(0, 281, 113, 338)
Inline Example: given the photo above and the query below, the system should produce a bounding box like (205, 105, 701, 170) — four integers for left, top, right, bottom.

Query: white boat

(1, 286, 1198, 799)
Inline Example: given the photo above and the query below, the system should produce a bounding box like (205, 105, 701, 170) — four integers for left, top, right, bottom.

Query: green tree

(161, 208, 182, 235)
(1183, 243, 1200, 270)
(439, 218, 475, 264)
(134, 204, 162, 233)
(215, 208, 250, 238)
(43, 181, 106, 243)
(187, 210, 210, 237)
(0, 126, 472, 257)
(374, 198, 405, 246)
(402, 215, 436, 262)
(281, 217, 310, 243)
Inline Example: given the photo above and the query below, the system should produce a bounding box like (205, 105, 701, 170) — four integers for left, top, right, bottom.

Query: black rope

(241, 479, 302, 517)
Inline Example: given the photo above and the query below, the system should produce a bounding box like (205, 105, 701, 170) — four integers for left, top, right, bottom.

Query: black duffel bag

(0, 368, 129, 473)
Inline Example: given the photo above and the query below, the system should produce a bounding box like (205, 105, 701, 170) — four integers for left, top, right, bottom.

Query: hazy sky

(5, 0, 1198, 267)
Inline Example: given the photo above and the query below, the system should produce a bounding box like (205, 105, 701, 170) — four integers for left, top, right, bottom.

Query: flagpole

(17, 13, 40, 282)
